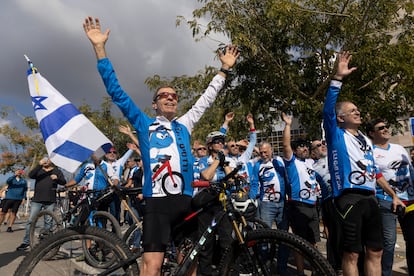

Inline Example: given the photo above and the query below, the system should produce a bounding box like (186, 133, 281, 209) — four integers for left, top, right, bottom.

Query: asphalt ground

(0, 217, 410, 275)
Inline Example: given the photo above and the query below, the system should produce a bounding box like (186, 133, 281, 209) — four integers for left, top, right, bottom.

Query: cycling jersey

(74, 161, 117, 190)
(227, 130, 257, 182)
(323, 81, 381, 197)
(98, 58, 226, 198)
(284, 155, 320, 205)
(249, 157, 286, 202)
(103, 149, 133, 181)
(373, 143, 414, 201)
(312, 157, 333, 202)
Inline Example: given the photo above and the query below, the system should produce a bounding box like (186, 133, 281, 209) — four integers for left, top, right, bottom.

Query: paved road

(0, 218, 410, 275)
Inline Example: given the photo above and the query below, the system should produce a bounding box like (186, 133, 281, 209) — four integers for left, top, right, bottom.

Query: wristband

(250, 128, 256, 132)
(331, 77, 343, 82)
(219, 68, 232, 75)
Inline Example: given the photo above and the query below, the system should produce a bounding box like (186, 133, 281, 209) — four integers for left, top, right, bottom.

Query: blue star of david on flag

(31, 96, 48, 110)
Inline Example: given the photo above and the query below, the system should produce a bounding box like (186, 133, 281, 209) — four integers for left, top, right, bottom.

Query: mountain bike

(29, 187, 121, 266)
(16, 166, 335, 275)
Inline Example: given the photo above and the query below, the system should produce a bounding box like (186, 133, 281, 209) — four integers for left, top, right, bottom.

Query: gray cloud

(1, 0, 228, 120)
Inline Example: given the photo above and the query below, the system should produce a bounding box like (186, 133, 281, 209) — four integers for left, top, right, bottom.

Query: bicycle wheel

(82, 211, 122, 268)
(221, 229, 335, 275)
(122, 223, 142, 254)
(14, 226, 140, 276)
(30, 209, 63, 260)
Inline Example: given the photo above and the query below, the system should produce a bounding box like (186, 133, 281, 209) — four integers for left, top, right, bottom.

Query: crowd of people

(0, 17, 413, 276)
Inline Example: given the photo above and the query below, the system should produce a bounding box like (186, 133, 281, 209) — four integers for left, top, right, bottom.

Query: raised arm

(282, 112, 293, 160)
(220, 112, 235, 134)
(332, 51, 357, 80)
(83, 17, 110, 60)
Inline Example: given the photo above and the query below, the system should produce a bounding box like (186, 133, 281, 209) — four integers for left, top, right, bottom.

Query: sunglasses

(297, 144, 308, 148)
(197, 147, 207, 151)
(229, 144, 238, 148)
(212, 139, 225, 144)
(154, 92, 178, 101)
(312, 141, 326, 149)
(375, 125, 389, 131)
(108, 151, 117, 154)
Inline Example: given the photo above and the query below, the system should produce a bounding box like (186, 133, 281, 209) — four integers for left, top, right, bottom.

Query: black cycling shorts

(0, 199, 22, 213)
(335, 192, 383, 253)
(142, 194, 192, 252)
(288, 201, 320, 244)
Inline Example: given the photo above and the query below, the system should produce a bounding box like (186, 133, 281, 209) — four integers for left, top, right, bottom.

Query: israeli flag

(26, 60, 112, 173)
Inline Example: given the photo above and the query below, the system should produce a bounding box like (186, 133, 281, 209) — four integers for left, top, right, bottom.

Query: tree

(145, 0, 414, 139)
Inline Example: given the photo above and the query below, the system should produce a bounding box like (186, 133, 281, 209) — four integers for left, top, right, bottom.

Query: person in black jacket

(16, 157, 66, 251)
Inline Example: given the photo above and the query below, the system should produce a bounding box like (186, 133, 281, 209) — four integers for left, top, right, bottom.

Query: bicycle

(29, 187, 122, 266)
(16, 166, 335, 275)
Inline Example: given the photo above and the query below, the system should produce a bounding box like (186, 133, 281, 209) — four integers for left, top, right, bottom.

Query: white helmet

(206, 131, 226, 145)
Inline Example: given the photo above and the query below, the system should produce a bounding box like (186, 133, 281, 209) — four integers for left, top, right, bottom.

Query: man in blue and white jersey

(322, 51, 404, 275)
(83, 17, 240, 275)
(249, 141, 289, 274)
(367, 118, 414, 276)
(282, 112, 321, 275)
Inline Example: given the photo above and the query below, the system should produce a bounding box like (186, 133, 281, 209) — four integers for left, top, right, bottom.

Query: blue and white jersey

(227, 131, 257, 182)
(249, 157, 286, 202)
(98, 58, 225, 198)
(198, 156, 232, 183)
(103, 149, 133, 182)
(312, 157, 333, 201)
(373, 143, 414, 201)
(74, 161, 117, 191)
(284, 155, 320, 205)
(323, 81, 381, 197)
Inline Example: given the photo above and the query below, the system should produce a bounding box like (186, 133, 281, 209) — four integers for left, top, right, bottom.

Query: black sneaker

(16, 243, 30, 251)
(6, 227, 13, 232)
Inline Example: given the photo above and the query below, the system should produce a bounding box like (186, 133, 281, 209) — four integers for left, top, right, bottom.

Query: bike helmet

(231, 198, 258, 220)
(206, 131, 226, 145)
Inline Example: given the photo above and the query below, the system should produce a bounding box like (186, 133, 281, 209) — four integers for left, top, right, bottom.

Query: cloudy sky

(0, 0, 228, 181)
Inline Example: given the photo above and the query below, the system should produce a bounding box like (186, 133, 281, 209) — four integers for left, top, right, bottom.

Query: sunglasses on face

(197, 147, 207, 151)
(375, 125, 389, 131)
(108, 151, 117, 154)
(212, 139, 225, 145)
(154, 92, 178, 101)
(228, 144, 238, 148)
(312, 140, 326, 149)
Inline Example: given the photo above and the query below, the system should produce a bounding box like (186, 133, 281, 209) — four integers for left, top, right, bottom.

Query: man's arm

(241, 113, 257, 162)
(281, 112, 293, 161)
(83, 17, 109, 60)
(377, 176, 405, 211)
(220, 112, 234, 134)
(178, 46, 240, 131)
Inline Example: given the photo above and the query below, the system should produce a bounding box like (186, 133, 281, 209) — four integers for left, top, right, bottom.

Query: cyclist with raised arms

(323, 51, 404, 275)
(83, 16, 240, 276)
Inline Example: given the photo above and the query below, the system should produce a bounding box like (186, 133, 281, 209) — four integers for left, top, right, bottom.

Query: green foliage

(171, 0, 414, 138)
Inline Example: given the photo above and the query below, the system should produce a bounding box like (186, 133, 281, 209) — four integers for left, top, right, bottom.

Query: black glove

(216, 151, 226, 167)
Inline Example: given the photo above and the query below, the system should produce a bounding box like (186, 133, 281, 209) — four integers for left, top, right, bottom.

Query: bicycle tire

(29, 209, 63, 260)
(14, 226, 139, 276)
(122, 223, 142, 252)
(82, 211, 123, 268)
(221, 229, 335, 275)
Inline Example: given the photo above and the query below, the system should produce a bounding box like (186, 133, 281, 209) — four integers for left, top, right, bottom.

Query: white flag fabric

(27, 66, 112, 173)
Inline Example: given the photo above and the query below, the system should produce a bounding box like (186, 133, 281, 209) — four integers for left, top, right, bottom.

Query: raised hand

(219, 45, 240, 69)
(334, 51, 357, 80)
(83, 17, 110, 59)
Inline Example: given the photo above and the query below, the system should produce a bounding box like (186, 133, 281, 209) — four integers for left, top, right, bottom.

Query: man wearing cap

(0, 169, 27, 232)
(195, 131, 233, 275)
(282, 112, 321, 276)
(83, 16, 239, 275)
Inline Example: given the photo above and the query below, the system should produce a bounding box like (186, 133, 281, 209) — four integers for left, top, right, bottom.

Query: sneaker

(6, 227, 13, 232)
(16, 243, 30, 251)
